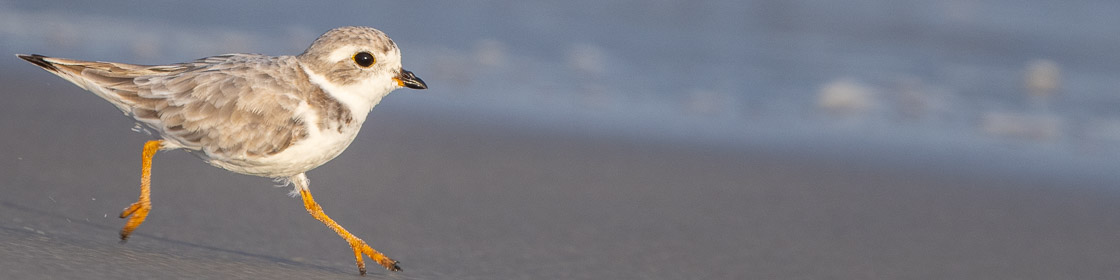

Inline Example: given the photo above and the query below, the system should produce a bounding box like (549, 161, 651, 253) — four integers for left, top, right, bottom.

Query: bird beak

(393, 69, 427, 89)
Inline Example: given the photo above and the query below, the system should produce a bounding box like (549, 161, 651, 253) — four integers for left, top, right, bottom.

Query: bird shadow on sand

(0, 199, 352, 276)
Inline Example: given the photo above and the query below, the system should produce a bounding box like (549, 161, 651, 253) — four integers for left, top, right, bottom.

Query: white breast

(206, 102, 363, 178)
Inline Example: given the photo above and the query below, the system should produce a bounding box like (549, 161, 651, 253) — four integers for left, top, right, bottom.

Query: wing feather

(47, 54, 312, 160)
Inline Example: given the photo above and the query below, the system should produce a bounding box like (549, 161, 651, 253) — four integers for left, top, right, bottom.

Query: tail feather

(16, 53, 98, 93)
(16, 54, 61, 72)
(15, 53, 136, 113)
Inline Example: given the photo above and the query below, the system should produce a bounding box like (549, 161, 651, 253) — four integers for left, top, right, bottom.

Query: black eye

(353, 52, 375, 67)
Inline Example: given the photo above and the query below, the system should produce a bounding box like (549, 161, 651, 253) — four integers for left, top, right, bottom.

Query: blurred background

(2, 0, 1120, 279)
(4, 1, 1120, 169)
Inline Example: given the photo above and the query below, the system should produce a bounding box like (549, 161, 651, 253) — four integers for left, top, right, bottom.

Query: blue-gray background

(2, 1, 1120, 279)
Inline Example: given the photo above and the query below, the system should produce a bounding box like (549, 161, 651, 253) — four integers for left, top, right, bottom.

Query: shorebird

(17, 25, 427, 275)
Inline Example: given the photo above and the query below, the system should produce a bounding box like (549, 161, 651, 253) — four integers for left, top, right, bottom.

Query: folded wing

(19, 54, 312, 160)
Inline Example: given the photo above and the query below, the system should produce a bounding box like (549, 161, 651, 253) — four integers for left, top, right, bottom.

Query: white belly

(205, 120, 363, 178)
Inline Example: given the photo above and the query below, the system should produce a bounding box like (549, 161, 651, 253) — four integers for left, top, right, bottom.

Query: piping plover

(17, 26, 427, 275)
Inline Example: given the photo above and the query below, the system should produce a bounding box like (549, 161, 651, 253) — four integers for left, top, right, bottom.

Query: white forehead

(326, 45, 364, 62)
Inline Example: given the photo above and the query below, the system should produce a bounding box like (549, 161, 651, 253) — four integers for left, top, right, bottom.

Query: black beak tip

(409, 78, 427, 90)
(399, 69, 427, 90)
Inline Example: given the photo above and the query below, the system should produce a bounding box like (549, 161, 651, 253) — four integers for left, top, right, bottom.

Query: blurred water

(3, 0, 1120, 180)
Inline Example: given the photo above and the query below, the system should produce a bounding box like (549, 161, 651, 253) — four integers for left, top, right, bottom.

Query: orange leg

(119, 140, 162, 242)
(299, 188, 400, 275)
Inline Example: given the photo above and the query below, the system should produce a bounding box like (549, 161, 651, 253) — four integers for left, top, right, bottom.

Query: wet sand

(3, 70, 1120, 279)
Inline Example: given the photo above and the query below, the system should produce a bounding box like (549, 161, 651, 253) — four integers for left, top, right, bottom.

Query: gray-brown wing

(88, 54, 311, 159)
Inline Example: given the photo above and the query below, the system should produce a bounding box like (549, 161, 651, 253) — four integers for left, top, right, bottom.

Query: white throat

(300, 64, 395, 122)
